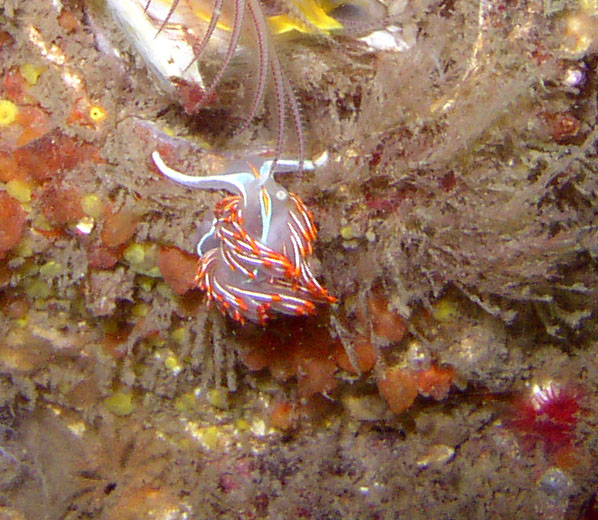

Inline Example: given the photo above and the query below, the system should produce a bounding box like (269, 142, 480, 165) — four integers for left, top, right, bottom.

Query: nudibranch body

(152, 151, 336, 324)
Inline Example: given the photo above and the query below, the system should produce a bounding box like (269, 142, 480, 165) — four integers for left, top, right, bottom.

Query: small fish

(153, 150, 336, 324)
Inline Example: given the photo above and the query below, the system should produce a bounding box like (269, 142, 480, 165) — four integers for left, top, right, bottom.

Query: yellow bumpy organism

(0, 99, 19, 126)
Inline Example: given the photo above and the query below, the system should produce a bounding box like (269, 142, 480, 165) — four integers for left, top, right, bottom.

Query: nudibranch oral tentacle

(152, 150, 335, 324)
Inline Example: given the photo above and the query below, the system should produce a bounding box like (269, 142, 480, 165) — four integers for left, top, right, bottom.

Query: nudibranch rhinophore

(152, 151, 336, 324)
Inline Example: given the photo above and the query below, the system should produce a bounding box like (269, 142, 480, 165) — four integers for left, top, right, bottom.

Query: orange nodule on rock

(2, 70, 26, 104)
(16, 106, 50, 146)
(158, 247, 198, 295)
(14, 132, 101, 182)
(0, 151, 22, 182)
(100, 208, 138, 248)
(377, 367, 419, 415)
(41, 184, 84, 226)
(87, 242, 122, 269)
(415, 365, 455, 401)
(269, 401, 295, 430)
(367, 292, 408, 343)
(0, 191, 26, 259)
(102, 331, 130, 360)
(541, 111, 580, 143)
(240, 321, 342, 398)
(66, 100, 90, 127)
(298, 357, 337, 398)
(17, 126, 44, 148)
(378, 363, 456, 415)
(240, 338, 287, 374)
(177, 290, 205, 317)
(334, 335, 378, 375)
(0, 31, 14, 49)
(57, 10, 80, 33)
(0, 264, 11, 286)
(552, 445, 581, 470)
(0, 294, 29, 319)
(240, 332, 293, 380)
